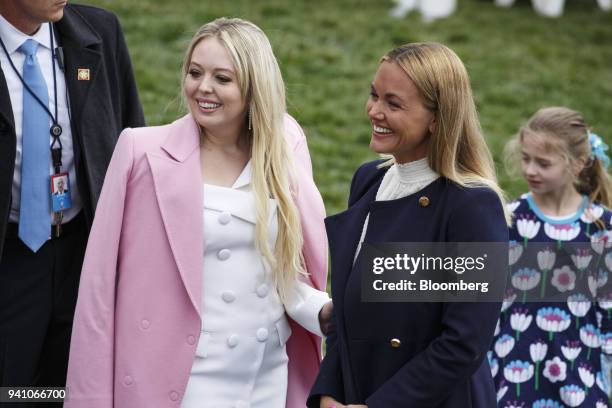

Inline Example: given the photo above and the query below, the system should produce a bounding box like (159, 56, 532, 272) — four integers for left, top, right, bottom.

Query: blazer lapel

(0, 69, 16, 256)
(325, 180, 380, 301)
(61, 47, 100, 123)
(54, 9, 102, 126)
(0, 70, 14, 132)
(147, 115, 203, 315)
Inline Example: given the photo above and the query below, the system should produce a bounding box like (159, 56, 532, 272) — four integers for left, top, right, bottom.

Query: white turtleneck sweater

(354, 158, 439, 262)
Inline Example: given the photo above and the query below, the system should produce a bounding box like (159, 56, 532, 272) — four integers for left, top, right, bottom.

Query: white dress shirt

(0, 14, 81, 224)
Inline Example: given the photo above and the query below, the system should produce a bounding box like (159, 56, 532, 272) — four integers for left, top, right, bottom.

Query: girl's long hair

(182, 18, 305, 300)
(380, 42, 510, 224)
(505, 106, 612, 208)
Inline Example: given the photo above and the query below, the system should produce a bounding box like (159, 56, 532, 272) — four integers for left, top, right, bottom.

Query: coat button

(222, 291, 236, 303)
(256, 284, 269, 298)
(418, 196, 430, 207)
(218, 212, 231, 225)
(256, 328, 269, 342)
(187, 335, 196, 345)
(141, 319, 150, 329)
(227, 334, 239, 348)
(124, 375, 133, 386)
(169, 391, 179, 401)
(390, 338, 401, 348)
(218, 249, 231, 261)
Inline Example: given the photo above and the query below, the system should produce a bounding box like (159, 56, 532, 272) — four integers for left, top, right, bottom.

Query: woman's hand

(318, 300, 334, 335)
(320, 395, 344, 408)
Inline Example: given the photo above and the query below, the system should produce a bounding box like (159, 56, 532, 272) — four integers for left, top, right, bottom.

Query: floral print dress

(491, 193, 612, 408)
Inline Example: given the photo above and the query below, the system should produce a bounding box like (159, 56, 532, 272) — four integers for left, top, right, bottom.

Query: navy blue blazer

(308, 160, 508, 408)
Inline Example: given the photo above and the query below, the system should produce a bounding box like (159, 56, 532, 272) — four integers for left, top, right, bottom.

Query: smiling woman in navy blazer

(308, 43, 510, 408)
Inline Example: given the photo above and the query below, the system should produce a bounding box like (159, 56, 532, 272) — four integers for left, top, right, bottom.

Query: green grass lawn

(88, 0, 612, 215)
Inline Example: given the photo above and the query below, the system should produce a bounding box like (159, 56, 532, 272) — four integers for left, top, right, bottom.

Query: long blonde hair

(505, 107, 612, 208)
(380, 42, 510, 224)
(182, 18, 304, 299)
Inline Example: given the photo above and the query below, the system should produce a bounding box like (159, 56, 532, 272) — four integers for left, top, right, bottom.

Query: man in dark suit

(0, 0, 145, 394)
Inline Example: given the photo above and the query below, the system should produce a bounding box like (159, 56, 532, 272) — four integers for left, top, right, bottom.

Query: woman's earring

(248, 106, 252, 131)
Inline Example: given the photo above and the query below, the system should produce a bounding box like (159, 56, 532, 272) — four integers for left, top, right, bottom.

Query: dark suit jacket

(0, 3, 145, 257)
(308, 160, 508, 408)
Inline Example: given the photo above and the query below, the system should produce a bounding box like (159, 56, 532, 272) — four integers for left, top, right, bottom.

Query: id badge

(50, 172, 72, 212)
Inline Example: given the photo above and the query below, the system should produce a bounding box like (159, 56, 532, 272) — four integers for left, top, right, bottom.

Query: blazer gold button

(418, 196, 430, 207)
(390, 338, 401, 348)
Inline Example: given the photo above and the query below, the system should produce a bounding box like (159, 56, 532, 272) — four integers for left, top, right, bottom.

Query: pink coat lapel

(146, 115, 203, 315)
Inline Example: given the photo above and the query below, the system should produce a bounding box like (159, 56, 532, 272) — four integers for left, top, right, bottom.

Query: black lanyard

(0, 23, 63, 173)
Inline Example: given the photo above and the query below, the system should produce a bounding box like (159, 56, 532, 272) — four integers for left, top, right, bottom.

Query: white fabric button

(124, 375, 133, 386)
(141, 319, 150, 329)
(169, 391, 179, 401)
(218, 212, 231, 225)
(222, 291, 236, 303)
(235, 400, 248, 408)
(218, 249, 231, 261)
(187, 335, 196, 345)
(227, 334, 239, 348)
(256, 328, 269, 342)
(256, 284, 269, 298)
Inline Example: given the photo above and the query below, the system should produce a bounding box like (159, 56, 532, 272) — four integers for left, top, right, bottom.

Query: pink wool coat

(65, 114, 328, 407)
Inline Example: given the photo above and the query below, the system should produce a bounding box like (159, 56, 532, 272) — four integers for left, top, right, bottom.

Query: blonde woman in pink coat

(65, 18, 331, 408)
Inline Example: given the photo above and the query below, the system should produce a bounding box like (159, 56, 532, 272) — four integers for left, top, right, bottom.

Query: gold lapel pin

(77, 68, 90, 81)
(418, 196, 430, 207)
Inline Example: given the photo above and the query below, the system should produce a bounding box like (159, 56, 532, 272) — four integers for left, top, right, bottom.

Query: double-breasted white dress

(181, 161, 330, 408)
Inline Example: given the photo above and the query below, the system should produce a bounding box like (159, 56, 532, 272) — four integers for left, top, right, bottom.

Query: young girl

(492, 107, 612, 407)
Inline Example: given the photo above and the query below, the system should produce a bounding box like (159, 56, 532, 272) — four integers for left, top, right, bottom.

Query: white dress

(181, 161, 330, 408)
